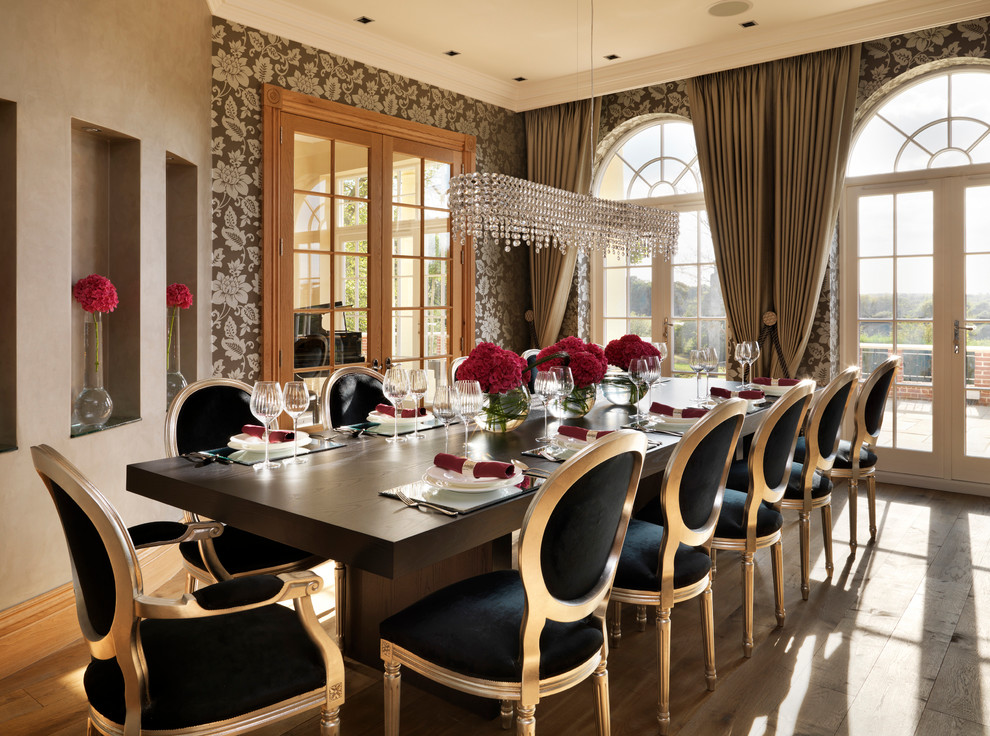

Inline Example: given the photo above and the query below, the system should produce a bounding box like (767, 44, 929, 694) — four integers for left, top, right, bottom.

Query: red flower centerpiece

(166, 283, 194, 406)
(602, 334, 661, 406)
(455, 342, 531, 432)
(72, 274, 118, 428)
(536, 336, 607, 418)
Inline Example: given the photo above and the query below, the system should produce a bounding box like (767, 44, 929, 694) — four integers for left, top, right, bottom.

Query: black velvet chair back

(817, 382, 854, 458)
(320, 366, 384, 428)
(540, 452, 638, 601)
(679, 416, 744, 530)
(763, 394, 812, 489)
(809, 366, 861, 469)
(863, 357, 899, 437)
(166, 378, 255, 457)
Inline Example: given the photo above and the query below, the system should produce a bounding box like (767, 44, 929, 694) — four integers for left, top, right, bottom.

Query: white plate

(647, 412, 703, 428)
(554, 434, 589, 451)
(423, 465, 523, 493)
(228, 430, 310, 453)
(227, 445, 311, 462)
(368, 411, 430, 426)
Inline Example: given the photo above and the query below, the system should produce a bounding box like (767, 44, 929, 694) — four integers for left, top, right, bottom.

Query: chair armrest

(134, 570, 323, 619)
(127, 520, 223, 549)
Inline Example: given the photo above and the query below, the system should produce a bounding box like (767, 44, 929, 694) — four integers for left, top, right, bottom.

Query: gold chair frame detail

(318, 365, 384, 429)
(380, 430, 647, 736)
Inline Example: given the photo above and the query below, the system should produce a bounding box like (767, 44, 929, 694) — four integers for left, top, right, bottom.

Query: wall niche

(70, 120, 141, 436)
(0, 100, 15, 451)
(165, 152, 198, 407)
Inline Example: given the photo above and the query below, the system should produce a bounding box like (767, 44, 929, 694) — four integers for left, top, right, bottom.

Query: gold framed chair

(164, 379, 333, 623)
(379, 430, 647, 736)
(609, 399, 747, 735)
(780, 366, 860, 599)
(822, 355, 900, 549)
(450, 355, 469, 384)
(712, 382, 814, 656)
(319, 365, 385, 429)
(31, 444, 345, 736)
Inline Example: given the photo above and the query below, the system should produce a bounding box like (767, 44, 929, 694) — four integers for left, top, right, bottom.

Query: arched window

(842, 66, 990, 484)
(592, 117, 726, 376)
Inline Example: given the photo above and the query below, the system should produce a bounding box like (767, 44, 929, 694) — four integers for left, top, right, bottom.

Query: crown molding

(209, 0, 989, 113)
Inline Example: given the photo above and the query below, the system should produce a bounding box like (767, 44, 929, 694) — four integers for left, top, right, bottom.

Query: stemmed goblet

(688, 349, 707, 404)
(281, 381, 309, 464)
(629, 357, 658, 423)
(382, 368, 409, 444)
(250, 381, 284, 470)
(453, 379, 483, 454)
(431, 385, 458, 452)
(408, 369, 429, 441)
(734, 342, 751, 387)
(743, 340, 761, 389)
(652, 342, 669, 377)
(533, 370, 558, 444)
(701, 347, 719, 400)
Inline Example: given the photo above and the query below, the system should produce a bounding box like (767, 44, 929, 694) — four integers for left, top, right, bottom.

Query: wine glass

(549, 365, 574, 415)
(743, 340, 761, 388)
(281, 381, 309, 464)
(653, 342, 668, 378)
(735, 342, 752, 387)
(408, 369, 429, 441)
(628, 357, 656, 423)
(701, 346, 719, 399)
(382, 368, 409, 444)
(431, 385, 458, 452)
(533, 370, 558, 444)
(250, 381, 284, 470)
(688, 349, 707, 403)
(643, 354, 663, 405)
(453, 379, 483, 452)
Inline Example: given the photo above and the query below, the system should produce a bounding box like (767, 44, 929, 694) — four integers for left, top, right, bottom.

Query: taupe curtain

(687, 46, 860, 377)
(525, 98, 601, 347)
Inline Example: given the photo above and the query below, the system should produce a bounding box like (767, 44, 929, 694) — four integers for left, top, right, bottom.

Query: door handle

(954, 319, 974, 354)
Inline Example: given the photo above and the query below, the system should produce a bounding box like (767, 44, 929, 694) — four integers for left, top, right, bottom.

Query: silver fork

(392, 488, 459, 516)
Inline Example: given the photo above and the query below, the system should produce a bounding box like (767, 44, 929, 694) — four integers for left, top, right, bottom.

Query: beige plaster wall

(0, 0, 213, 611)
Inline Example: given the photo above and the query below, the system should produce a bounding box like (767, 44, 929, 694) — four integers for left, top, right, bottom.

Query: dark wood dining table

(126, 377, 768, 666)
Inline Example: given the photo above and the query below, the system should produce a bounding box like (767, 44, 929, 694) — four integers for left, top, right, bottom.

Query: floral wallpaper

(210, 18, 528, 380)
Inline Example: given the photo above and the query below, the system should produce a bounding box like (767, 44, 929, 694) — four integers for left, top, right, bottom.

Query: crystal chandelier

(449, 172, 680, 259)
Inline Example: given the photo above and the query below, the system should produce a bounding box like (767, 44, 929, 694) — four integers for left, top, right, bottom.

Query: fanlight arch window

(597, 119, 702, 200)
(848, 69, 990, 176)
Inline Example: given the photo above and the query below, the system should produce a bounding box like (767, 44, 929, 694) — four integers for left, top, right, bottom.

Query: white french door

(843, 169, 990, 485)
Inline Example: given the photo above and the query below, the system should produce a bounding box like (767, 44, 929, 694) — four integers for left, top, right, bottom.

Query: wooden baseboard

(0, 545, 181, 682)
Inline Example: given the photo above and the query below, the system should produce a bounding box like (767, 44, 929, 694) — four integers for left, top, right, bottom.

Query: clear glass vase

(546, 384, 598, 419)
(601, 370, 649, 406)
(74, 313, 113, 428)
(476, 385, 531, 433)
(166, 306, 187, 407)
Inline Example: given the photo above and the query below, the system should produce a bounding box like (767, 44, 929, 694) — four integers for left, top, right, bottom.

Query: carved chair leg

(610, 600, 622, 647)
(771, 540, 786, 627)
(656, 608, 672, 735)
(741, 552, 754, 657)
(847, 477, 859, 551)
(867, 474, 878, 543)
(384, 660, 401, 736)
(700, 584, 716, 690)
(320, 706, 341, 736)
(711, 546, 717, 574)
(334, 560, 346, 649)
(636, 605, 648, 631)
(500, 700, 514, 730)
(516, 704, 536, 736)
(821, 503, 834, 576)
(592, 658, 611, 736)
(799, 511, 811, 600)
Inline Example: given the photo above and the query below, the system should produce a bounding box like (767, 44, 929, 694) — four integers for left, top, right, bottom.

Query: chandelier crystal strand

(449, 172, 679, 260)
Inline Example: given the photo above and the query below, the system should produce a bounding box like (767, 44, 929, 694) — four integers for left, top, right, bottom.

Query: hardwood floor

(2, 481, 989, 735)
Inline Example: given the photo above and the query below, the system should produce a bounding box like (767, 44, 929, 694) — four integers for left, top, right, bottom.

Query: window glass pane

(896, 257, 932, 319)
(392, 257, 419, 308)
(896, 323, 933, 381)
(603, 318, 626, 344)
(604, 268, 628, 318)
(621, 125, 661, 170)
(424, 160, 450, 208)
(967, 254, 990, 320)
(294, 193, 331, 252)
(334, 312, 366, 364)
(392, 205, 420, 256)
(913, 121, 948, 155)
(896, 141, 932, 172)
(425, 310, 449, 356)
(424, 211, 450, 257)
(859, 259, 893, 318)
(951, 119, 986, 151)
(337, 199, 368, 238)
(392, 309, 420, 360)
(392, 154, 420, 205)
(966, 186, 990, 253)
(294, 134, 331, 192)
(858, 195, 893, 257)
(848, 118, 905, 177)
(951, 73, 990, 120)
(931, 149, 971, 168)
(293, 252, 331, 308)
(672, 321, 698, 375)
(699, 320, 726, 366)
(336, 141, 369, 197)
(335, 254, 368, 308)
(629, 267, 651, 318)
(295, 311, 330, 340)
(674, 211, 698, 264)
(673, 265, 698, 318)
(698, 212, 715, 262)
(598, 156, 629, 200)
(700, 264, 724, 317)
(880, 76, 947, 139)
(859, 323, 893, 371)
(425, 259, 448, 307)
(895, 192, 933, 255)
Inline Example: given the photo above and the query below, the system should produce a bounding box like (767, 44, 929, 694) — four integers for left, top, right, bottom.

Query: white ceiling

(208, 0, 990, 111)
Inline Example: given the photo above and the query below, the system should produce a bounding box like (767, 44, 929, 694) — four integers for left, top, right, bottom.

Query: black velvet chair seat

(783, 463, 833, 500)
(714, 489, 783, 539)
(84, 605, 326, 730)
(613, 519, 713, 592)
(379, 569, 602, 682)
(179, 526, 319, 576)
(832, 439, 878, 469)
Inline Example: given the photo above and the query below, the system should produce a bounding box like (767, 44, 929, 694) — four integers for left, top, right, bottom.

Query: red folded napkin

(753, 377, 800, 387)
(711, 387, 765, 400)
(434, 453, 515, 479)
(649, 403, 709, 419)
(558, 425, 613, 442)
(241, 424, 296, 442)
(375, 403, 427, 418)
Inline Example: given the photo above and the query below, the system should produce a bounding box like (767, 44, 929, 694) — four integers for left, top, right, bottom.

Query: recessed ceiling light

(707, 0, 753, 17)
(81, 127, 102, 133)
(513, 77, 527, 82)
(354, 16, 374, 24)
(604, 54, 620, 61)
(739, 19, 758, 28)
(444, 50, 460, 57)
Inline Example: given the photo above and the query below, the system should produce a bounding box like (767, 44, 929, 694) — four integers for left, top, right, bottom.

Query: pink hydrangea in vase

(166, 283, 194, 407)
(601, 334, 660, 406)
(455, 342, 531, 432)
(72, 274, 119, 428)
(536, 336, 607, 418)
